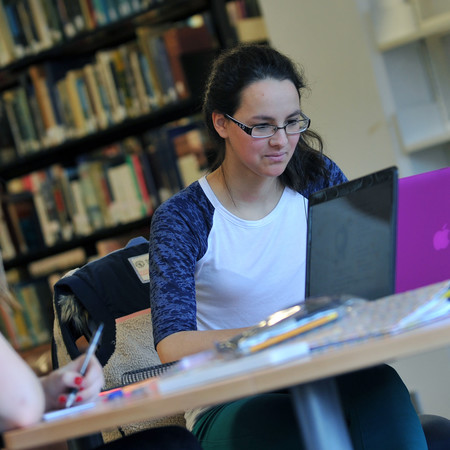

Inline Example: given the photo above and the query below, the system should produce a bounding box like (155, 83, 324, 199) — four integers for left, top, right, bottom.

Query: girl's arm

(157, 328, 251, 363)
(0, 333, 45, 431)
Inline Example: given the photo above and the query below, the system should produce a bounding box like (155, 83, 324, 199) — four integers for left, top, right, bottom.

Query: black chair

(420, 414, 450, 450)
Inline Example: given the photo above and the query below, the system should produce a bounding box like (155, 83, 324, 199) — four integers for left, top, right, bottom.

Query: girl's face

(213, 78, 301, 181)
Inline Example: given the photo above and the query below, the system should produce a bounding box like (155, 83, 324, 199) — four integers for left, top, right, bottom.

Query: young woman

(149, 44, 427, 449)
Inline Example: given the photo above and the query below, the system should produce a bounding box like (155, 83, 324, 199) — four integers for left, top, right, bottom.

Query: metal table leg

(290, 377, 353, 450)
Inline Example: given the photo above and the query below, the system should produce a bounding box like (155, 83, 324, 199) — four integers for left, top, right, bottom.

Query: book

(157, 339, 310, 395)
(162, 23, 217, 100)
(6, 85, 40, 154)
(28, 247, 86, 277)
(146, 32, 178, 103)
(3, 0, 28, 58)
(105, 155, 143, 223)
(126, 41, 152, 114)
(80, 0, 97, 28)
(83, 63, 109, 129)
(78, 159, 106, 230)
(65, 69, 89, 136)
(6, 190, 46, 253)
(0, 296, 22, 349)
(22, 172, 56, 247)
(13, 283, 47, 346)
(16, 0, 38, 52)
(2, 90, 27, 157)
(29, 170, 64, 246)
(128, 152, 153, 215)
(0, 198, 16, 260)
(54, 0, 76, 38)
(95, 50, 127, 123)
(66, 167, 93, 236)
(55, 77, 76, 138)
(65, 0, 86, 33)
(110, 46, 138, 118)
(172, 126, 208, 186)
(0, 102, 18, 163)
(39, 0, 64, 44)
(26, 81, 47, 147)
(27, 0, 53, 50)
(48, 165, 75, 240)
(28, 65, 64, 146)
(0, 0, 16, 64)
(135, 27, 165, 107)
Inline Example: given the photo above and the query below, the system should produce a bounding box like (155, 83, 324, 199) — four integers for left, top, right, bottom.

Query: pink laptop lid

(396, 167, 450, 293)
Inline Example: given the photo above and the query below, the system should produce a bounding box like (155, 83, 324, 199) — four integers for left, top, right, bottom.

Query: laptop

(396, 167, 450, 293)
(305, 166, 398, 301)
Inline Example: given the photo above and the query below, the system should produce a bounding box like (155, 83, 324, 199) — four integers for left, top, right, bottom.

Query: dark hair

(202, 43, 330, 193)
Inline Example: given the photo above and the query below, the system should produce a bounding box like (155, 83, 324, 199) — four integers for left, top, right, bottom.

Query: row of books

(0, 18, 216, 155)
(0, 0, 166, 66)
(0, 275, 53, 350)
(0, 121, 208, 260)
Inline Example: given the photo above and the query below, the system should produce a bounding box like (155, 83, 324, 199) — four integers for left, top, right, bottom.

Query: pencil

(65, 322, 104, 408)
(249, 311, 338, 353)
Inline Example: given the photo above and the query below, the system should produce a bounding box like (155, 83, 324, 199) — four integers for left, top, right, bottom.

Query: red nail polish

(74, 376, 83, 386)
(58, 395, 67, 404)
(75, 396, 83, 403)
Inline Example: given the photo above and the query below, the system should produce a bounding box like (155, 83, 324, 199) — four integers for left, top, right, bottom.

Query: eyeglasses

(225, 112, 310, 138)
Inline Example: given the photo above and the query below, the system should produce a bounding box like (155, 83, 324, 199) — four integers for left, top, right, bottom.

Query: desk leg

(290, 377, 353, 450)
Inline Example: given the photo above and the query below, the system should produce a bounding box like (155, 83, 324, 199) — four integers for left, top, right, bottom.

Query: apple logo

(433, 224, 449, 250)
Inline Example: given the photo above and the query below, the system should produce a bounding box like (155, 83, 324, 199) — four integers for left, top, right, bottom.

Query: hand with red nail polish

(40, 354, 104, 411)
(0, 333, 104, 432)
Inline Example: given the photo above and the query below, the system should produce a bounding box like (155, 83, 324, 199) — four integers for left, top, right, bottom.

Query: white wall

(259, 0, 450, 418)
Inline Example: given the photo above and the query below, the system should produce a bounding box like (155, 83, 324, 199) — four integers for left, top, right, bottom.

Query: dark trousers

(193, 364, 427, 450)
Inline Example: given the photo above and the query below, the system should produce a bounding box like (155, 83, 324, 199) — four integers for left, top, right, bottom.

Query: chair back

(52, 237, 185, 446)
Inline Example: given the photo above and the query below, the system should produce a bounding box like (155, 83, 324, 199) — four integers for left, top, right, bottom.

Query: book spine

(129, 152, 153, 214)
(21, 283, 51, 344)
(65, 69, 88, 136)
(0, 0, 17, 64)
(127, 42, 151, 113)
(2, 91, 27, 157)
(16, 0, 40, 54)
(82, 63, 109, 129)
(125, 153, 148, 217)
(25, 0, 52, 50)
(28, 65, 63, 146)
(162, 27, 190, 100)
(39, 0, 64, 44)
(4, 0, 28, 58)
(78, 160, 105, 230)
(0, 301, 21, 349)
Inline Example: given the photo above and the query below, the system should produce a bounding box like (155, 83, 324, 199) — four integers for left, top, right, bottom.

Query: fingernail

(58, 395, 67, 404)
(75, 396, 83, 403)
(74, 376, 83, 386)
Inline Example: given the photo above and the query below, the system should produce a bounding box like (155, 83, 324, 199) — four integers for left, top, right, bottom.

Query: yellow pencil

(249, 311, 339, 353)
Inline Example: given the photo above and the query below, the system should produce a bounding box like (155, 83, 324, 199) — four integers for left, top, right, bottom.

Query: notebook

(305, 166, 398, 300)
(396, 167, 450, 293)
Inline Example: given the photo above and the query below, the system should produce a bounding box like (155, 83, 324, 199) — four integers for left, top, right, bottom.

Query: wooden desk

(3, 314, 450, 450)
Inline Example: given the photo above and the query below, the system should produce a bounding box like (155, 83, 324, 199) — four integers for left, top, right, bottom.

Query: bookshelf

(0, 0, 262, 352)
(367, 0, 450, 154)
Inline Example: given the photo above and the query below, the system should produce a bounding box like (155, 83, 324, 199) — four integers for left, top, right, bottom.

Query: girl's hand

(40, 354, 104, 411)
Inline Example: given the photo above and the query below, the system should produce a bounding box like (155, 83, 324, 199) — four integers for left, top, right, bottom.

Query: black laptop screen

(305, 167, 398, 300)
